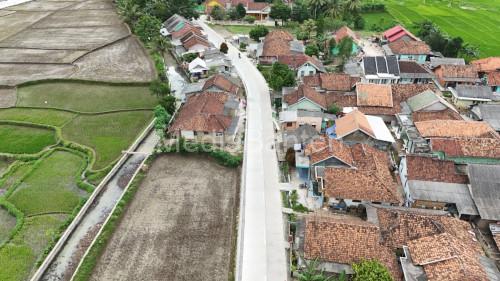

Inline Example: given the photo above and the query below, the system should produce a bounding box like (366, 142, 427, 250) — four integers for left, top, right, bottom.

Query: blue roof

(326, 125, 337, 139)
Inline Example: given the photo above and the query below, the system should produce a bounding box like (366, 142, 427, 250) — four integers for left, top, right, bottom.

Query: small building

(334, 109, 395, 150)
(450, 85, 499, 109)
(384, 40, 431, 64)
(383, 25, 420, 43)
(282, 124, 320, 150)
(332, 26, 360, 55)
(471, 104, 500, 131)
(429, 57, 465, 70)
(302, 73, 359, 93)
(282, 84, 327, 112)
(277, 54, 325, 78)
(433, 64, 480, 88)
(398, 61, 434, 84)
(430, 137, 500, 165)
(279, 110, 325, 132)
(257, 30, 303, 65)
(168, 91, 240, 144)
(471, 56, 500, 74)
(414, 119, 499, 139)
(468, 164, 500, 224)
(361, 56, 400, 84)
(201, 73, 241, 96)
(486, 72, 500, 93)
(188, 57, 209, 79)
(406, 89, 455, 113)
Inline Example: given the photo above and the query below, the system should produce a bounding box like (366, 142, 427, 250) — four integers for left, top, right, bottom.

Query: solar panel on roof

(386, 56, 400, 75)
(364, 57, 377, 75)
(376, 56, 388, 73)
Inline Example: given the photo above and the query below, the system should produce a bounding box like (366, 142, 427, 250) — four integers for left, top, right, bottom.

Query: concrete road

(196, 18, 287, 281)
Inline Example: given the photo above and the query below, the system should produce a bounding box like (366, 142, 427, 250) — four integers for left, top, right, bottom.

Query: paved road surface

(196, 18, 287, 281)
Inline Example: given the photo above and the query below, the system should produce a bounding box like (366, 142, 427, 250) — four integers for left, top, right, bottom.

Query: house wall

(297, 116, 322, 132)
(297, 63, 318, 78)
(288, 99, 323, 112)
(327, 197, 392, 207)
(313, 157, 348, 168)
(399, 78, 433, 84)
(397, 54, 427, 64)
(410, 199, 447, 210)
(341, 131, 390, 150)
(179, 130, 230, 144)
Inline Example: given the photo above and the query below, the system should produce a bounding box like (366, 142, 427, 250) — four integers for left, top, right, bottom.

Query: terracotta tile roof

(171, 24, 202, 39)
(436, 64, 479, 79)
(303, 73, 358, 92)
(487, 71, 500, 86)
(388, 40, 431, 55)
(305, 137, 354, 166)
(323, 144, 400, 204)
(202, 74, 239, 95)
(246, 2, 270, 11)
(169, 92, 233, 133)
(406, 155, 468, 184)
(325, 91, 357, 107)
(398, 60, 430, 74)
(471, 57, 500, 73)
(335, 109, 375, 138)
(283, 84, 327, 109)
(303, 213, 401, 280)
(261, 30, 294, 57)
(334, 26, 359, 43)
(277, 54, 324, 71)
(415, 120, 499, 139)
(392, 84, 437, 101)
(356, 83, 393, 107)
(383, 25, 419, 42)
(430, 137, 500, 159)
(181, 33, 210, 49)
(412, 108, 462, 122)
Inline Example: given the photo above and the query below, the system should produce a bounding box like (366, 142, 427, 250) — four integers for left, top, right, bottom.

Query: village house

(428, 57, 465, 70)
(383, 40, 431, 64)
(331, 109, 395, 150)
(183, 73, 241, 97)
(205, 0, 271, 21)
(279, 110, 334, 133)
(383, 25, 420, 43)
(468, 164, 500, 227)
(168, 91, 240, 144)
(450, 85, 500, 109)
(472, 57, 500, 93)
(361, 56, 400, 84)
(302, 73, 359, 93)
(414, 119, 499, 139)
(433, 64, 480, 88)
(281, 124, 320, 150)
(278, 54, 326, 78)
(282, 84, 327, 112)
(257, 30, 304, 65)
(355, 83, 395, 121)
(188, 57, 209, 79)
(331, 26, 360, 55)
(404, 89, 460, 121)
(471, 104, 500, 131)
(398, 154, 477, 219)
(397, 61, 434, 84)
(429, 137, 500, 165)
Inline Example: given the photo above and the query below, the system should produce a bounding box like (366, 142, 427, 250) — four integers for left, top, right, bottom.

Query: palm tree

(118, 0, 142, 25)
(308, 0, 328, 18)
(346, 0, 361, 12)
(327, 0, 343, 19)
(152, 36, 172, 53)
(302, 19, 317, 40)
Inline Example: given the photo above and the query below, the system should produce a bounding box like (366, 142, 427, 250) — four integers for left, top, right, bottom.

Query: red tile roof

(335, 109, 375, 139)
(261, 30, 294, 57)
(322, 144, 401, 204)
(406, 155, 468, 184)
(388, 40, 431, 55)
(277, 54, 324, 71)
(356, 83, 393, 107)
(414, 120, 499, 139)
(305, 137, 354, 166)
(334, 26, 359, 43)
(435, 64, 479, 80)
(471, 57, 500, 73)
(303, 73, 358, 92)
(169, 92, 233, 133)
(171, 24, 202, 39)
(430, 138, 500, 159)
(412, 108, 462, 122)
(202, 74, 240, 95)
(487, 71, 500, 86)
(383, 25, 419, 43)
(283, 84, 327, 109)
(303, 213, 401, 280)
(181, 33, 210, 49)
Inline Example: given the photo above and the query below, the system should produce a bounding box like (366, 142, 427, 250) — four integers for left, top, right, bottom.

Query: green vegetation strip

(0, 124, 56, 155)
(0, 108, 76, 127)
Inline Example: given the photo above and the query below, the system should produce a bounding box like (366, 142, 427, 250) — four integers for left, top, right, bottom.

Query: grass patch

(361, 11, 397, 32)
(62, 111, 153, 170)
(7, 151, 86, 216)
(0, 108, 76, 127)
(381, 0, 500, 57)
(0, 124, 56, 154)
(0, 214, 67, 281)
(17, 82, 158, 113)
(0, 207, 16, 245)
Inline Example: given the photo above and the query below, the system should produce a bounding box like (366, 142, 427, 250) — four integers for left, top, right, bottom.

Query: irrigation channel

(32, 126, 159, 281)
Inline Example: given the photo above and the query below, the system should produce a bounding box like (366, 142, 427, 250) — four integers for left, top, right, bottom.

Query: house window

(286, 122, 293, 127)
(300, 71, 305, 77)
(216, 132, 223, 136)
(204, 132, 209, 135)
(352, 199, 361, 203)
(312, 124, 316, 128)
(309, 70, 314, 75)
(193, 131, 198, 136)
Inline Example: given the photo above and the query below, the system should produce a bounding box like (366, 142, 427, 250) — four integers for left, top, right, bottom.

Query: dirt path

(89, 154, 240, 281)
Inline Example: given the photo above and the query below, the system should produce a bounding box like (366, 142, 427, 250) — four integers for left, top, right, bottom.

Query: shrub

(327, 103, 341, 114)
(305, 44, 319, 57)
(352, 260, 393, 281)
(239, 42, 248, 50)
(182, 53, 198, 63)
(244, 15, 256, 23)
(249, 25, 269, 41)
(360, 3, 386, 12)
(220, 42, 229, 54)
(354, 15, 365, 30)
(149, 79, 170, 98)
(210, 5, 225, 20)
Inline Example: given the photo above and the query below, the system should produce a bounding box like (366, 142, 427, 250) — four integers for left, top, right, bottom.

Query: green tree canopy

(236, 3, 247, 19)
(150, 79, 170, 98)
(249, 25, 269, 41)
(270, 0, 291, 25)
(134, 14, 162, 42)
(305, 44, 320, 57)
(220, 42, 229, 54)
(266, 62, 296, 91)
(352, 260, 393, 281)
(210, 5, 225, 20)
(291, 0, 310, 23)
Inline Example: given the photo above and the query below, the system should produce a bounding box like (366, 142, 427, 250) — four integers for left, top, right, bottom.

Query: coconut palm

(346, 0, 361, 12)
(327, 0, 343, 19)
(308, 0, 329, 18)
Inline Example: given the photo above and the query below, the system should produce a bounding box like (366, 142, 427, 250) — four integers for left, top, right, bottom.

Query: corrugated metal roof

(468, 164, 500, 220)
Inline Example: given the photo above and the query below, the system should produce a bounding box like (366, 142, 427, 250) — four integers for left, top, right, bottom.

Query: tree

(305, 44, 319, 56)
(337, 37, 353, 60)
(345, 0, 361, 13)
(267, 62, 296, 90)
(353, 15, 365, 30)
(244, 15, 256, 23)
(220, 42, 229, 54)
(134, 14, 162, 42)
(308, 0, 328, 19)
(159, 95, 176, 115)
(301, 19, 317, 40)
(291, 0, 309, 23)
(270, 0, 291, 25)
(327, 0, 343, 19)
(227, 7, 239, 20)
(151, 35, 172, 53)
(236, 3, 246, 19)
(352, 260, 392, 281)
(117, 0, 142, 25)
(182, 52, 199, 63)
(159, 0, 199, 21)
(327, 103, 341, 114)
(249, 25, 269, 41)
(210, 5, 225, 20)
(150, 79, 170, 98)
(153, 105, 171, 140)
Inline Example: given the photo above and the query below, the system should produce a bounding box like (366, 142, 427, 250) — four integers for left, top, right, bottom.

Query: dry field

(89, 154, 240, 281)
(0, 0, 155, 86)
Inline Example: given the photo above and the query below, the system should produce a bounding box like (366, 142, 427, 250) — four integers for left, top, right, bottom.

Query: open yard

(0, 124, 56, 154)
(88, 154, 239, 281)
(16, 82, 157, 113)
(378, 0, 500, 57)
(62, 111, 153, 169)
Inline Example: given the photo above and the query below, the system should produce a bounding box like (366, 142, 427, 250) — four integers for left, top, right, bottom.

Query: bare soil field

(71, 37, 156, 82)
(0, 88, 16, 108)
(0, 0, 155, 85)
(89, 154, 240, 281)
